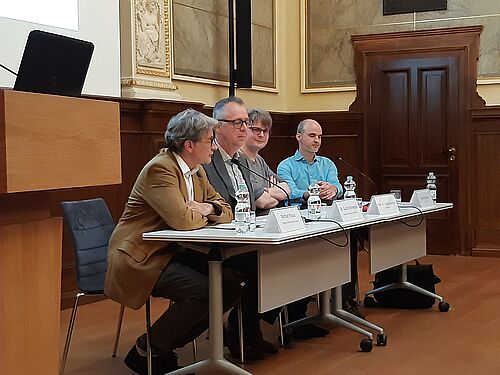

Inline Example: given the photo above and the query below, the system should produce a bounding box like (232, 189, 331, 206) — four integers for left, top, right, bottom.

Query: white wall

(0, 0, 121, 97)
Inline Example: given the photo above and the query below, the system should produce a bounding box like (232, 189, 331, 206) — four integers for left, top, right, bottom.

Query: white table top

(142, 203, 453, 246)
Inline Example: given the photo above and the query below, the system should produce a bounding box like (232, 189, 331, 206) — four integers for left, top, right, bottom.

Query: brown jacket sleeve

(197, 167, 233, 223)
(142, 159, 232, 230)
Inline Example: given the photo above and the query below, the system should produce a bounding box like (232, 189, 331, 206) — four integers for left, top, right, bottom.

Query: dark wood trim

(470, 106, 500, 257)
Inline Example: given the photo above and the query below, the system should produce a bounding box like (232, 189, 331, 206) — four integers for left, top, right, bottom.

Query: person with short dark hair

(203, 97, 278, 360)
(104, 109, 242, 375)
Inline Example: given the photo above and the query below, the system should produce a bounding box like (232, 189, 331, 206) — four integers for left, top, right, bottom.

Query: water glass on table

(390, 189, 402, 203)
(248, 211, 256, 232)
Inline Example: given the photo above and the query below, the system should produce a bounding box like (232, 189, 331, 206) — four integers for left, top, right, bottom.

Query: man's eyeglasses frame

(217, 118, 252, 130)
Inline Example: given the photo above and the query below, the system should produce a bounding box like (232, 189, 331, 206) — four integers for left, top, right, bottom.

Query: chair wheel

(360, 338, 373, 352)
(376, 334, 387, 346)
(438, 301, 450, 312)
(364, 296, 377, 308)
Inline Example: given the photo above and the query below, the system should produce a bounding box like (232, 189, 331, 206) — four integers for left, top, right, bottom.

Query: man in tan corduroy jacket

(104, 109, 242, 375)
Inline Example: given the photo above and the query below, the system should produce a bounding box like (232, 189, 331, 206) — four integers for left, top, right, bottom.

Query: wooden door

(367, 53, 462, 254)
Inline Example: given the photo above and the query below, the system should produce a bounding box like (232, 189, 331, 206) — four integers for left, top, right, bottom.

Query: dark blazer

(202, 149, 256, 211)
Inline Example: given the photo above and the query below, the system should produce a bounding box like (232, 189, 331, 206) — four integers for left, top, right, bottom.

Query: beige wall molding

(120, 0, 180, 99)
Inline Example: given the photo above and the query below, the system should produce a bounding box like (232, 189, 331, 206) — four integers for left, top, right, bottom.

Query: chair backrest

(61, 198, 115, 293)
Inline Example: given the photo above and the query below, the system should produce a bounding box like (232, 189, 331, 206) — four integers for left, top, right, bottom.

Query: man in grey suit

(203, 97, 255, 211)
(203, 96, 278, 360)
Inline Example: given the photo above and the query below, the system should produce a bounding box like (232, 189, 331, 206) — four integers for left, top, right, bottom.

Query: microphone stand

(231, 158, 291, 206)
(333, 156, 378, 195)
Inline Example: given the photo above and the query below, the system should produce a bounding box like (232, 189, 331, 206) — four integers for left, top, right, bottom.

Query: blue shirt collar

(294, 149, 317, 164)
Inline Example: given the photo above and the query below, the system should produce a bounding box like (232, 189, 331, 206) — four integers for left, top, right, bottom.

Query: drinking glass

(356, 197, 363, 208)
(320, 203, 327, 219)
(248, 211, 256, 232)
(390, 189, 402, 203)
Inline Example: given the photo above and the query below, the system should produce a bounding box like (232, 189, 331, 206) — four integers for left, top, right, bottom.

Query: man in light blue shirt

(277, 119, 342, 206)
(278, 119, 364, 324)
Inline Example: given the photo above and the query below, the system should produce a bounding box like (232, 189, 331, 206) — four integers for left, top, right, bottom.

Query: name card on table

(264, 206, 305, 233)
(327, 199, 363, 222)
(367, 194, 400, 216)
(409, 189, 436, 208)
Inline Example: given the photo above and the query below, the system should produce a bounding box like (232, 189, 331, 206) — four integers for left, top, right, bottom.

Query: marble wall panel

(173, 3, 229, 80)
(253, 0, 273, 28)
(174, 0, 227, 16)
(478, 17, 500, 78)
(416, 16, 500, 77)
(173, 0, 275, 87)
(305, 0, 500, 89)
(308, 0, 412, 30)
(307, 23, 411, 87)
(252, 23, 275, 87)
(416, 0, 500, 20)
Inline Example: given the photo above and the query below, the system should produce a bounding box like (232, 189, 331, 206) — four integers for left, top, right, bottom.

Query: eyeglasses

(217, 118, 252, 129)
(196, 137, 216, 146)
(249, 126, 271, 136)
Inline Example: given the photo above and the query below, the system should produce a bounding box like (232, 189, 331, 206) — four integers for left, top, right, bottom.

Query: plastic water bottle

(426, 172, 437, 202)
(235, 182, 250, 233)
(307, 180, 321, 219)
(343, 175, 356, 199)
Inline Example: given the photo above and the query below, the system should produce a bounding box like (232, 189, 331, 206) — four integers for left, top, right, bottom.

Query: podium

(0, 89, 121, 374)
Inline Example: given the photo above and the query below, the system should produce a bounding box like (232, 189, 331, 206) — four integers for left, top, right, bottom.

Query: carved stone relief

(136, 0, 165, 68)
(121, 0, 178, 99)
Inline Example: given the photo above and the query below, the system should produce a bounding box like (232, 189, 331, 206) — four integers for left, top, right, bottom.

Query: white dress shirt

(173, 152, 199, 201)
(215, 139, 247, 191)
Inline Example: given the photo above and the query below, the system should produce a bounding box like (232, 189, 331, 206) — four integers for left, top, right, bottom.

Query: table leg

(330, 287, 384, 335)
(166, 247, 251, 375)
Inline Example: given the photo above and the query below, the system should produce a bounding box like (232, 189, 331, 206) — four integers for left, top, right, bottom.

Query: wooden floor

(60, 254, 500, 375)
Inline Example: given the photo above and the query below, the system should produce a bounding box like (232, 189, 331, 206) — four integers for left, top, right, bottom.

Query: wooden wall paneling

(260, 112, 295, 171)
(470, 108, 500, 257)
(57, 97, 206, 309)
(0, 217, 62, 375)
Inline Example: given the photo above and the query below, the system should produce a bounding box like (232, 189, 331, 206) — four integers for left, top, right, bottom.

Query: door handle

(447, 146, 456, 161)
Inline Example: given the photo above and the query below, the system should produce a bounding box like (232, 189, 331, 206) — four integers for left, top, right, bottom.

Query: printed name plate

(409, 189, 435, 208)
(367, 194, 400, 216)
(264, 206, 305, 233)
(328, 199, 363, 222)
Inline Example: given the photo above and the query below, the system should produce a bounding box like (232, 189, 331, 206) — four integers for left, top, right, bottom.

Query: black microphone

(0, 63, 18, 76)
(332, 156, 378, 195)
(231, 158, 291, 206)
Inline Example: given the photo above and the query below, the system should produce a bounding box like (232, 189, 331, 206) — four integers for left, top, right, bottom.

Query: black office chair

(60, 198, 159, 374)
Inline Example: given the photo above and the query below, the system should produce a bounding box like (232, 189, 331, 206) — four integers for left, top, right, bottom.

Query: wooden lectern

(0, 89, 121, 375)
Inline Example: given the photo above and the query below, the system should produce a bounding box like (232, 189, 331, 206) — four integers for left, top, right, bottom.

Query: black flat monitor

(14, 30, 94, 97)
